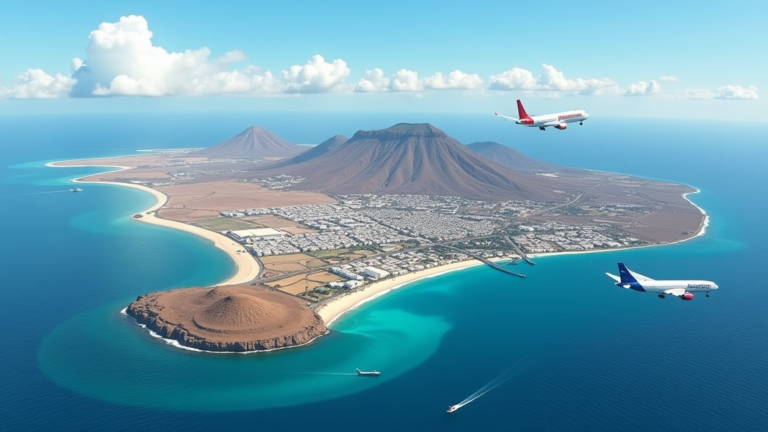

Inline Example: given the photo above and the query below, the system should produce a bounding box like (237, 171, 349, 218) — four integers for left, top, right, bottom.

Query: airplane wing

(494, 113, 518, 122)
(605, 272, 621, 283)
(663, 288, 686, 296)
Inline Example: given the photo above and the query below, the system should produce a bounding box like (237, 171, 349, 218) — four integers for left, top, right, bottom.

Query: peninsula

(126, 286, 327, 352)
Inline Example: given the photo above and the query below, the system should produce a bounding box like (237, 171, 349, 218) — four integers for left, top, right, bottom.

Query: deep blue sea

(1, 113, 766, 431)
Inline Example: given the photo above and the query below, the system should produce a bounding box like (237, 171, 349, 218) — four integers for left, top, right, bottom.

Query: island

(126, 286, 327, 352)
(52, 122, 708, 351)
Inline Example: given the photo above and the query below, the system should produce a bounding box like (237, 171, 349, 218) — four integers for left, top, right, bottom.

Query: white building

(363, 266, 390, 280)
(344, 280, 364, 289)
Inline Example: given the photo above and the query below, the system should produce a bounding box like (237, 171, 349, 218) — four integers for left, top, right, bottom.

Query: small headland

(126, 286, 327, 352)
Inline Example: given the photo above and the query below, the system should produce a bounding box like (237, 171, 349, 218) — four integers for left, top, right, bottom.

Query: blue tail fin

(617, 263, 638, 284)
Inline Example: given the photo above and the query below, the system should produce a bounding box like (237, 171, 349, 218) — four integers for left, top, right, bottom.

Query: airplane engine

(554, 123, 567, 130)
(681, 293, 694, 300)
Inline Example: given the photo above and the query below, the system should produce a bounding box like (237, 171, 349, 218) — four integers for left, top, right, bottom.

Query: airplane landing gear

(706, 293, 710, 297)
(658, 294, 665, 299)
(580, 121, 583, 125)
(539, 126, 546, 131)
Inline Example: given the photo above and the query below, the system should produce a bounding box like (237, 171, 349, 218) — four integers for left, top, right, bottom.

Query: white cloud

(70, 15, 283, 96)
(58, 15, 348, 97)
(355, 68, 390, 92)
(1, 69, 74, 99)
(715, 85, 758, 100)
(488, 67, 538, 90)
(282, 55, 351, 94)
(489, 64, 616, 95)
(423, 70, 483, 90)
(355, 68, 482, 92)
(389, 69, 424, 92)
(659, 75, 680, 82)
(624, 79, 661, 96)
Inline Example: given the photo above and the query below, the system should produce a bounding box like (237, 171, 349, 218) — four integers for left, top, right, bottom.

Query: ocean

(0, 113, 766, 431)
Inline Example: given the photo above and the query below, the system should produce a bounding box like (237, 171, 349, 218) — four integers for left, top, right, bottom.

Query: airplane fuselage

(517, 110, 589, 129)
(618, 279, 718, 294)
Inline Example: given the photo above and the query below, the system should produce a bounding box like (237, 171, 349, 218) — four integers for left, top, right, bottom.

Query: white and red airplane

(495, 100, 589, 130)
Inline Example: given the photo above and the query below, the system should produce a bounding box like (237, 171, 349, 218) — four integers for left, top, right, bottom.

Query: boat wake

(290, 372, 358, 376)
(451, 360, 525, 411)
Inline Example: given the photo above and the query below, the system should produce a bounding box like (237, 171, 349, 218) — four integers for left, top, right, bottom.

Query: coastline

(319, 188, 710, 327)
(119, 307, 329, 355)
(47, 159, 709, 331)
(46, 161, 260, 286)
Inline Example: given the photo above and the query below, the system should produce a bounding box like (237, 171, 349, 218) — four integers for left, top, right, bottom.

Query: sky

(1, 0, 766, 120)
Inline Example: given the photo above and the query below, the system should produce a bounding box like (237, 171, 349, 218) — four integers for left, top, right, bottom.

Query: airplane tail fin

(517, 100, 532, 120)
(617, 263, 639, 284)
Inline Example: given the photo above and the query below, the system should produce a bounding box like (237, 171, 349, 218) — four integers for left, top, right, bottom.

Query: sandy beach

(317, 259, 488, 325)
(46, 162, 260, 286)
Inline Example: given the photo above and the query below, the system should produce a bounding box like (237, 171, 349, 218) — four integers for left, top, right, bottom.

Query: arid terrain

(126, 286, 327, 352)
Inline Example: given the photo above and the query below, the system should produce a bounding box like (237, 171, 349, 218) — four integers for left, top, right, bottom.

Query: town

(213, 193, 651, 304)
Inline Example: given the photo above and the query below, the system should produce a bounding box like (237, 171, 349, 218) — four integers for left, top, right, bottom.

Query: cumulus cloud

(659, 75, 680, 82)
(624, 79, 661, 96)
(423, 70, 483, 90)
(389, 69, 423, 92)
(715, 85, 758, 100)
(1, 69, 74, 99)
(489, 64, 616, 95)
(69, 15, 290, 96)
(354, 68, 481, 92)
(282, 55, 351, 94)
(355, 68, 390, 92)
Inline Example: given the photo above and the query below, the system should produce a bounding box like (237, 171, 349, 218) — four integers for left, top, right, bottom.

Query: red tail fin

(516, 100, 532, 120)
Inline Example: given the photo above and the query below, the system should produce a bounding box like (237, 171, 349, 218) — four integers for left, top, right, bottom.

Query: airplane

(605, 263, 718, 300)
(495, 99, 589, 130)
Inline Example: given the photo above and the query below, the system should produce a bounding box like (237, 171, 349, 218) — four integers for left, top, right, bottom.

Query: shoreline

(319, 188, 710, 327)
(120, 308, 329, 355)
(46, 161, 260, 286)
(47, 158, 709, 332)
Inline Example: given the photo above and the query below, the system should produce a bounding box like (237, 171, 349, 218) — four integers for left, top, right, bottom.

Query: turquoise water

(1, 113, 766, 431)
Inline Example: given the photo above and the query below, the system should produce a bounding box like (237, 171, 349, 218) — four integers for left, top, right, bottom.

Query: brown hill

(190, 126, 305, 159)
(467, 142, 560, 172)
(126, 286, 327, 352)
(269, 135, 348, 168)
(254, 123, 564, 201)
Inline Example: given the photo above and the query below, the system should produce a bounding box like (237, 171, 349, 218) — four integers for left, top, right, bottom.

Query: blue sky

(1, 0, 765, 120)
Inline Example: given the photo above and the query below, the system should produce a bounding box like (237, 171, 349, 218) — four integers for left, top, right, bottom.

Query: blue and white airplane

(605, 263, 718, 300)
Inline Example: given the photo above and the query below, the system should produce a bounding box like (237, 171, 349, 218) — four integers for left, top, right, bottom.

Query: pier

(505, 236, 536, 266)
(445, 246, 527, 278)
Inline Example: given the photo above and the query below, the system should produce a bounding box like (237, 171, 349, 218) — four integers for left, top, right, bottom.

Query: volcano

(254, 123, 564, 201)
(191, 126, 305, 159)
(467, 141, 560, 172)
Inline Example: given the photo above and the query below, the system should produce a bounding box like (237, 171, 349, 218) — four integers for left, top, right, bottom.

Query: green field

(192, 217, 257, 231)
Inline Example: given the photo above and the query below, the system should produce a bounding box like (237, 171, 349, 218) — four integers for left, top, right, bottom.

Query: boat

(70, 188, 82, 192)
(356, 368, 380, 377)
(447, 405, 459, 413)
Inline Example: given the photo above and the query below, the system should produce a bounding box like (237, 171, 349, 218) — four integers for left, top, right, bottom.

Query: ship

(447, 405, 460, 413)
(356, 368, 380, 377)
(70, 188, 82, 192)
